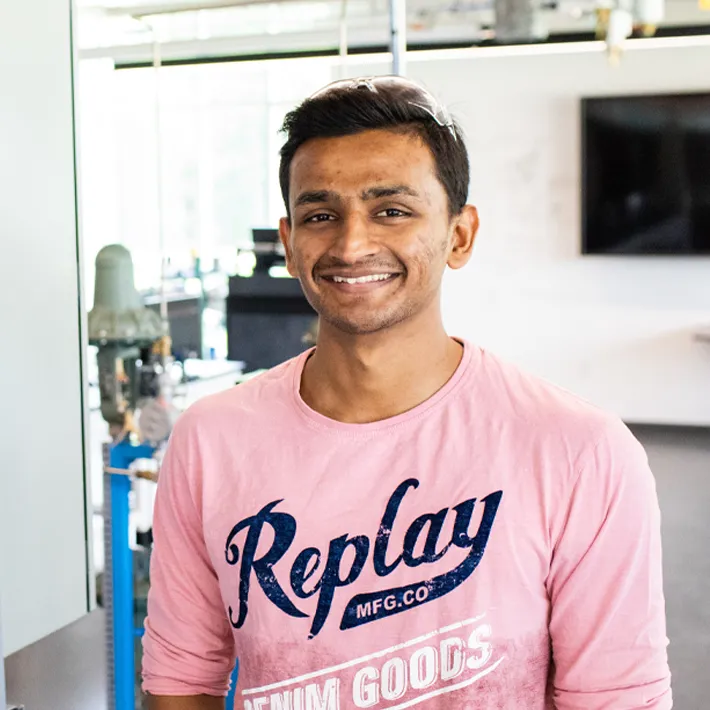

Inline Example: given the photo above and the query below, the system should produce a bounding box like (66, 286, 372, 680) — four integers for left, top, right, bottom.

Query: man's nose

(329, 212, 378, 264)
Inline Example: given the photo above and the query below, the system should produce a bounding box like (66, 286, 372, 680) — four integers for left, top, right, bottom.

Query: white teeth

(331, 274, 393, 284)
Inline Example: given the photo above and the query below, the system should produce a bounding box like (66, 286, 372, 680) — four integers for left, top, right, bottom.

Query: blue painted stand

(109, 439, 154, 710)
(108, 437, 239, 710)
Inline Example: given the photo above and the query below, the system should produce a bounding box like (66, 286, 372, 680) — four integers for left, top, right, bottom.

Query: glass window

(79, 55, 334, 300)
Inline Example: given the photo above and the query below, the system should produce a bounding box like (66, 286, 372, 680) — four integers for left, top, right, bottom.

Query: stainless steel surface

(4, 611, 106, 710)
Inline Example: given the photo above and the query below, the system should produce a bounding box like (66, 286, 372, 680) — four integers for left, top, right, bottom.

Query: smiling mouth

(322, 273, 399, 285)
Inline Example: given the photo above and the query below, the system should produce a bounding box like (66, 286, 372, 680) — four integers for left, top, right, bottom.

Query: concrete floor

(4, 424, 709, 709)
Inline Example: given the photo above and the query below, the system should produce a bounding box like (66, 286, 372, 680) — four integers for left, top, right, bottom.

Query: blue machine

(89, 246, 242, 708)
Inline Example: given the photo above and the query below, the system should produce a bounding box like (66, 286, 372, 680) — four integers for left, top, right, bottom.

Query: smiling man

(142, 77, 672, 710)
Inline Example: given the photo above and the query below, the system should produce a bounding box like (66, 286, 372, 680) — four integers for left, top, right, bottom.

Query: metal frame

(0, 598, 24, 710)
(0, 596, 6, 710)
(104, 440, 154, 710)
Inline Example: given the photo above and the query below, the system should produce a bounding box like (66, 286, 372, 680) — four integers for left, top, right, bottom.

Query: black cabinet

(227, 273, 316, 371)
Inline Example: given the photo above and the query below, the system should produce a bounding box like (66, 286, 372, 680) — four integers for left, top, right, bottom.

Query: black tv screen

(582, 92, 710, 255)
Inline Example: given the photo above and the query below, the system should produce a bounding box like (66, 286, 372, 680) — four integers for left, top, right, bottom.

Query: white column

(0, 0, 90, 655)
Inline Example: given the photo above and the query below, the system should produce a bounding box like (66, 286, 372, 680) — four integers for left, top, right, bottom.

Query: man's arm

(147, 694, 225, 710)
(142, 412, 236, 698)
(547, 418, 672, 709)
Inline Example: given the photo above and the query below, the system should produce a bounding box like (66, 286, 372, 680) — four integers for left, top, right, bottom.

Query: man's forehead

(294, 129, 430, 164)
(289, 132, 437, 187)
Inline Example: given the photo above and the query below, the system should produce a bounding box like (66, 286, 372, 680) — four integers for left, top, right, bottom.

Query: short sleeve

(142, 420, 235, 696)
(547, 419, 672, 709)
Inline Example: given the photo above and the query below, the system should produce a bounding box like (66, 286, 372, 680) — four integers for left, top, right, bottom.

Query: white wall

(350, 39, 710, 426)
(0, 0, 90, 655)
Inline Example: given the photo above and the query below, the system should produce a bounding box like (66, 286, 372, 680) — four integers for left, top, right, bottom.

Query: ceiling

(76, 0, 710, 60)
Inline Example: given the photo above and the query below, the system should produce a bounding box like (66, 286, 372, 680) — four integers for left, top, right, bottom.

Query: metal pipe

(389, 0, 407, 75)
(151, 36, 169, 331)
(107, 0, 257, 17)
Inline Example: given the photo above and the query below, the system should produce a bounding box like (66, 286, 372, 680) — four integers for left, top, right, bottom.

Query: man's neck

(300, 319, 463, 424)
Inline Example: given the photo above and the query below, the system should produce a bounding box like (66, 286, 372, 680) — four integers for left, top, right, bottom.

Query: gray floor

(4, 425, 709, 709)
(636, 425, 710, 710)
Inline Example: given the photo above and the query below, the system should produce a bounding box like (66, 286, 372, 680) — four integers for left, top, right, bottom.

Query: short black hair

(279, 78, 469, 218)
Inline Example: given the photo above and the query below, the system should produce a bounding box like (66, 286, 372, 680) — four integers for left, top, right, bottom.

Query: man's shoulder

(471, 345, 637, 456)
(175, 356, 300, 433)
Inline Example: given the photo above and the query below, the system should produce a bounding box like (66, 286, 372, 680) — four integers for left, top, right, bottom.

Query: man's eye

(304, 213, 334, 224)
(376, 208, 408, 218)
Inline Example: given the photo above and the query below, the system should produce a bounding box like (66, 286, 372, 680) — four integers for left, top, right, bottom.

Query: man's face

(280, 128, 476, 336)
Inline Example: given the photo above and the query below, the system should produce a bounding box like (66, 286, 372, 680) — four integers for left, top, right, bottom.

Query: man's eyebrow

(294, 190, 339, 207)
(361, 185, 421, 200)
(294, 185, 420, 207)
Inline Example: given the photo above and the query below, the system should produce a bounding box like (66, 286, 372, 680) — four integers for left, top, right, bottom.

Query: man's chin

(318, 312, 405, 337)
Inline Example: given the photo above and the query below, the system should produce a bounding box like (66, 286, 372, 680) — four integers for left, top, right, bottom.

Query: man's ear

(448, 204, 479, 270)
(279, 216, 298, 278)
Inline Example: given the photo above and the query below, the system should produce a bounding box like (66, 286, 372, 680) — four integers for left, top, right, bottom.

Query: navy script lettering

(225, 479, 503, 638)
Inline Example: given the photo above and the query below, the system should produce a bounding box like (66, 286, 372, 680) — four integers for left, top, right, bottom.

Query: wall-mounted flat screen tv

(582, 92, 710, 255)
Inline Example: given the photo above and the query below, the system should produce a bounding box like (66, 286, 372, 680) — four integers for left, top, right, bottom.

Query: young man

(143, 77, 672, 710)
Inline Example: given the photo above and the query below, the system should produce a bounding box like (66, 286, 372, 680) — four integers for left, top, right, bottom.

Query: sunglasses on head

(309, 75, 457, 142)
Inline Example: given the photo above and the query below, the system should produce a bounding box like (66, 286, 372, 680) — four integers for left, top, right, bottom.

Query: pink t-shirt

(142, 342, 672, 709)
